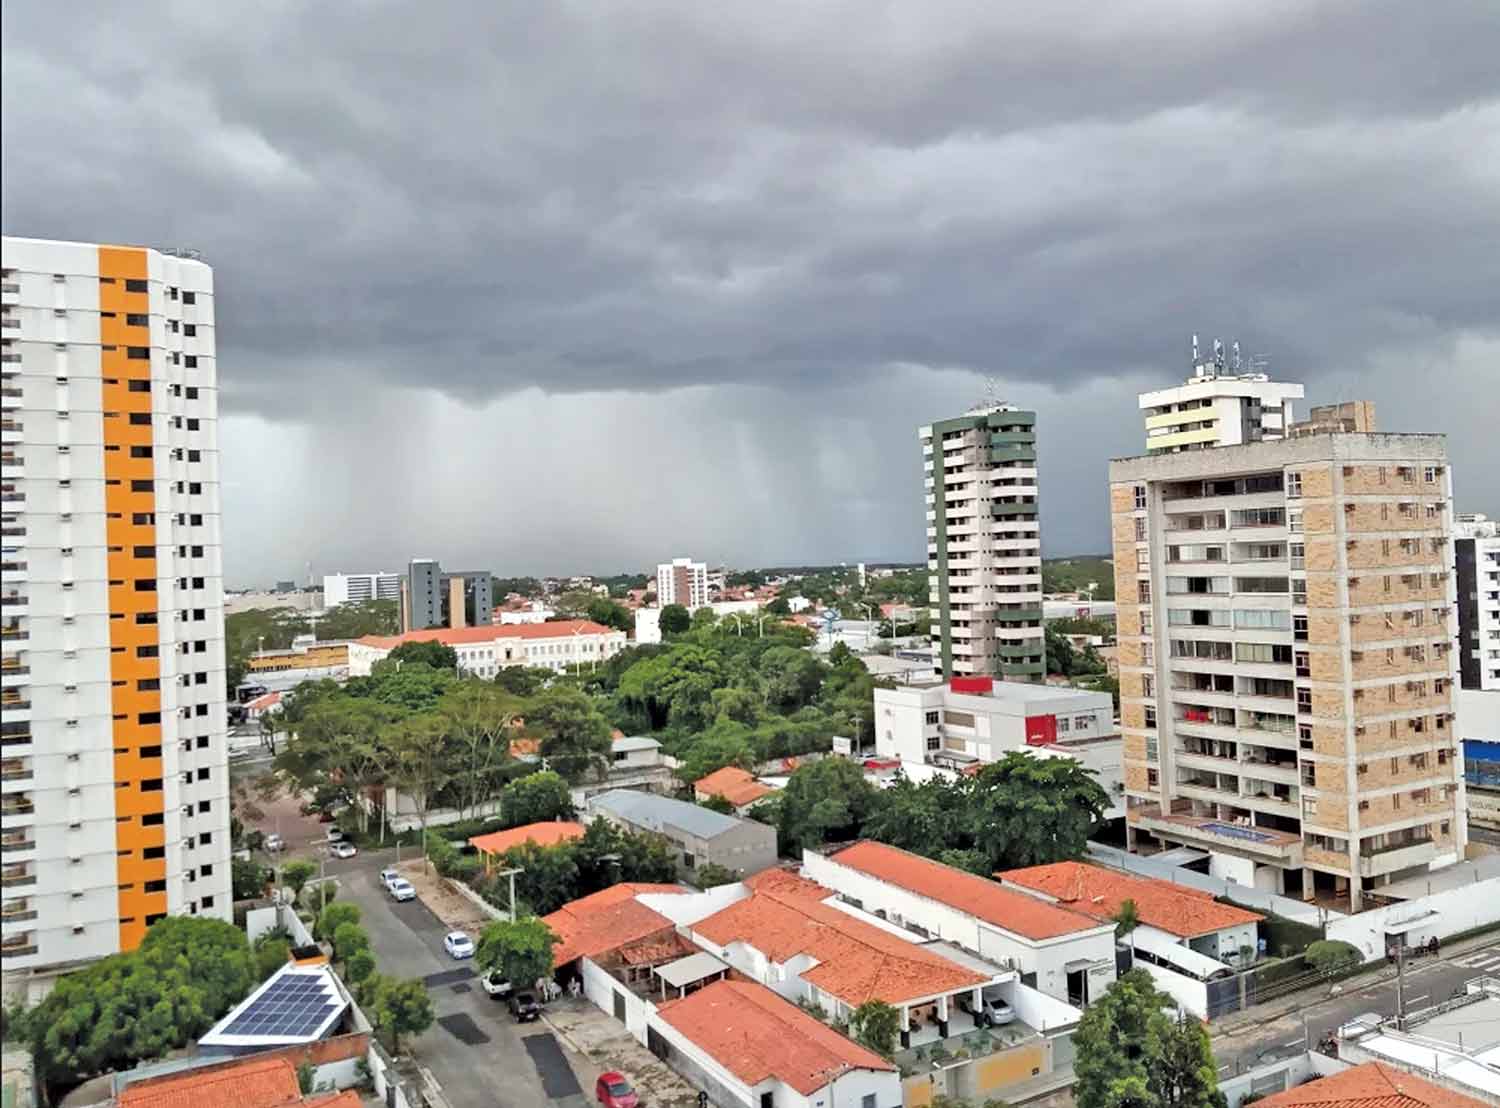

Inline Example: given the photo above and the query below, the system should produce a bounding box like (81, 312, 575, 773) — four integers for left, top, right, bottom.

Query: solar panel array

(220, 972, 341, 1039)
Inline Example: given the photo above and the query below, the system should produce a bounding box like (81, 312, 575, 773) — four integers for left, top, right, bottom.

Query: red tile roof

(694, 766, 775, 808)
(656, 979, 894, 1094)
(355, 619, 617, 649)
(469, 820, 585, 856)
(119, 1057, 308, 1108)
(246, 691, 282, 711)
(997, 860, 1262, 939)
(693, 871, 987, 1006)
(1251, 1062, 1488, 1108)
(543, 883, 686, 965)
(828, 841, 1105, 941)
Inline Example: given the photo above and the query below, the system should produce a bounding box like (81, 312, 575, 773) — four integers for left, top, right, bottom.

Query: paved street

(1211, 937, 1500, 1075)
(339, 860, 597, 1108)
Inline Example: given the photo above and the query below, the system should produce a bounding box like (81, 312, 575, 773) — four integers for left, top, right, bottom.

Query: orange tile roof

(119, 1057, 302, 1108)
(469, 820, 585, 856)
(996, 860, 1262, 939)
(1251, 1062, 1488, 1108)
(355, 619, 617, 649)
(656, 979, 894, 1094)
(694, 766, 775, 808)
(303, 1095, 363, 1108)
(829, 841, 1105, 941)
(509, 736, 542, 757)
(692, 872, 987, 1005)
(543, 883, 686, 965)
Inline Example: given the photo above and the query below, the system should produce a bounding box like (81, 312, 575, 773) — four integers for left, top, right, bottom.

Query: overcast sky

(4, 2, 1498, 586)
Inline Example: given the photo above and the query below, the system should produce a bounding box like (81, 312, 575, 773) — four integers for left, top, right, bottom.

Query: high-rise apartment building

(322, 571, 401, 608)
(1138, 339, 1304, 453)
(1, 236, 231, 990)
(1454, 515, 1500, 692)
(655, 558, 708, 611)
(922, 405, 1043, 681)
(1111, 429, 1465, 909)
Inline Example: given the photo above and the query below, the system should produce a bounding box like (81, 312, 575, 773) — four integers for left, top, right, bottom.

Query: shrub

(1306, 940, 1362, 974)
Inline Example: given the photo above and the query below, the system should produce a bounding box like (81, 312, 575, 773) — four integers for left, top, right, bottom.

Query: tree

(1074, 969, 1224, 1108)
(344, 949, 378, 994)
(850, 1000, 900, 1057)
(775, 758, 882, 854)
(765, 596, 791, 616)
(658, 603, 691, 636)
(494, 665, 554, 696)
(501, 842, 581, 915)
(233, 858, 269, 901)
(476, 916, 558, 990)
(964, 752, 1109, 871)
(585, 597, 633, 632)
(388, 640, 459, 672)
(1114, 898, 1141, 939)
(691, 862, 740, 888)
(676, 724, 757, 784)
(280, 859, 317, 905)
(385, 714, 454, 866)
(254, 933, 292, 980)
(314, 901, 361, 944)
(699, 794, 736, 815)
(758, 645, 824, 710)
(368, 976, 434, 1056)
(1045, 626, 1077, 676)
(936, 849, 990, 876)
(439, 682, 519, 819)
(333, 922, 371, 967)
(501, 770, 575, 826)
(529, 686, 612, 782)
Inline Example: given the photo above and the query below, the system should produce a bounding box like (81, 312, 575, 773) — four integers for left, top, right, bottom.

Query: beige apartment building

(1111, 432, 1465, 910)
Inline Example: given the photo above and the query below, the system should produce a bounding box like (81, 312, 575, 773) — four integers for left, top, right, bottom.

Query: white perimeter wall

(1325, 877, 1500, 961)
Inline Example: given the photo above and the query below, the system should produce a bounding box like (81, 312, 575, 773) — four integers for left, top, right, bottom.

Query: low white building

(804, 842, 1118, 1008)
(998, 860, 1263, 1020)
(496, 600, 554, 625)
(347, 620, 627, 678)
(634, 606, 662, 645)
(874, 677, 1124, 816)
(322, 570, 401, 608)
(611, 735, 663, 771)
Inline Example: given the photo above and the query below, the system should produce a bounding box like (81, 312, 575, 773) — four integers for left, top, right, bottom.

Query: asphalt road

(1212, 938, 1500, 1075)
(339, 860, 592, 1108)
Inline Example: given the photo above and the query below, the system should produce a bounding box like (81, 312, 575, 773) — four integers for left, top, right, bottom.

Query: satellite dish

(823, 609, 841, 625)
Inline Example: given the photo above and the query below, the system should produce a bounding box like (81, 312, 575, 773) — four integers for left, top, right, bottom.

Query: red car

(595, 1072, 638, 1108)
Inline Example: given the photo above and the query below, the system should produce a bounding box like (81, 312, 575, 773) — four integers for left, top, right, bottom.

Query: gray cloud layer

(4, 1, 1498, 583)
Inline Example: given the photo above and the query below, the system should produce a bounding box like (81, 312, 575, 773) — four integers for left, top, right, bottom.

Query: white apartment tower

(1138, 338, 1305, 453)
(1454, 515, 1500, 692)
(922, 405, 1044, 681)
(1, 237, 231, 993)
(656, 557, 708, 610)
(1112, 425, 1465, 910)
(322, 571, 402, 608)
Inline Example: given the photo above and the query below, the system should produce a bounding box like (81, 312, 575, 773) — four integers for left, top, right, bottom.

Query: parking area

(339, 862, 594, 1108)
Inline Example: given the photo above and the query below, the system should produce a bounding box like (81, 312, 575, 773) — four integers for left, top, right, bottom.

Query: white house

(346, 620, 627, 678)
(611, 735, 663, 771)
(998, 860, 1263, 1019)
(804, 842, 1118, 1008)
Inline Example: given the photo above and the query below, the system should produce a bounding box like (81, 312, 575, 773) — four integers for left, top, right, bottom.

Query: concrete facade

(1, 235, 232, 991)
(1453, 514, 1500, 691)
(1111, 432, 1466, 910)
(587, 790, 777, 881)
(922, 405, 1043, 680)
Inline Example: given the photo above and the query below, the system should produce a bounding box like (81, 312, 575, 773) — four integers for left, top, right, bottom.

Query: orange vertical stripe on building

(99, 245, 167, 950)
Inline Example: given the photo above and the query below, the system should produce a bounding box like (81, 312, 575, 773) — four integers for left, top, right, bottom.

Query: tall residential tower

(1138, 338, 1304, 453)
(922, 405, 1043, 681)
(1, 237, 231, 993)
(1112, 426, 1465, 909)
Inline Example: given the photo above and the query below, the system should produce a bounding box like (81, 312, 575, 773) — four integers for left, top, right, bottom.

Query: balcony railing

(0, 838, 34, 853)
(0, 874, 36, 888)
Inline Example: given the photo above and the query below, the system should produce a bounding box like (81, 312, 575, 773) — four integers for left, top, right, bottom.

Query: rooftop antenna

(1192, 333, 1200, 367)
(1232, 340, 1242, 373)
(306, 561, 318, 639)
(1212, 338, 1225, 373)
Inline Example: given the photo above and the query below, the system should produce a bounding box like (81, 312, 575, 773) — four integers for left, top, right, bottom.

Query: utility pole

(1395, 938, 1407, 1030)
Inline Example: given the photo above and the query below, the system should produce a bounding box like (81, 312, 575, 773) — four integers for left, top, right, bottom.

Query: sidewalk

(542, 996, 705, 1108)
(1210, 929, 1500, 1039)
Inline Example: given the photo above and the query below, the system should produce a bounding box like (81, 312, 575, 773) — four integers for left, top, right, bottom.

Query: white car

(263, 834, 285, 853)
(443, 931, 475, 960)
(981, 997, 1016, 1026)
(325, 827, 345, 843)
(330, 841, 357, 860)
(379, 867, 400, 890)
(481, 971, 511, 998)
(387, 877, 416, 902)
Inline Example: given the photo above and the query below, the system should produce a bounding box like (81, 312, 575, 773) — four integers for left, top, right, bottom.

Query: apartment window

(1138, 581, 1151, 604)
(182, 291, 196, 304)
(1286, 471, 1302, 497)
(924, 710, 939, 725)
(1145, 736, 1159, 762)
(1144, 706, 1157, 728)
(127, 346, 149, 360)
(184, 324, 197, 337)
(926, 734, 941, 752)
(125, 278, 148, 292)
(1141, 674, 1154, 697)
(1134, 486, 1147, 510)
(184, 356, 198, 369)
(1147, 769, 1159, 789)
(1134, 517, 1146, 542)
(1136, 548, 1149, 571)
(129, 412, 151, 425)
(1297, 688, 1312, 713)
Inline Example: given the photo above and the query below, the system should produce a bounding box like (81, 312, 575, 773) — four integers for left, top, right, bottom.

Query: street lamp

(856, 603, 875, 651)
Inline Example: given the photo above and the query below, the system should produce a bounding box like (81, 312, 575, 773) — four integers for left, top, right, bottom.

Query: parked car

(325, 826, 345, 843)
(508, 990, 540, 1022)
(263, 833, 285, 853)
(969, 995, 1014, 1026)
(330, 841, 357, 860)
(481, 972, 512, 999)
(443, 931, 475, 960)
(379, 867, 400, 890)
(386, 877, 416, 902)
(595, 1072, 639, 1108)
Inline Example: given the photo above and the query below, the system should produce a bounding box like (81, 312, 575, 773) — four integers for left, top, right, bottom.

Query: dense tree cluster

(1074, 970, 1224, 1108)
(763, 751, 1110, 870)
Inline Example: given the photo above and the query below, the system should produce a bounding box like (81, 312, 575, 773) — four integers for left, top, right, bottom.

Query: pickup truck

(481, 972, 512, 999)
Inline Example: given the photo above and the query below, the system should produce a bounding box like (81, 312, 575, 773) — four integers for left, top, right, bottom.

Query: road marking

(1452, 949, 1500, 970)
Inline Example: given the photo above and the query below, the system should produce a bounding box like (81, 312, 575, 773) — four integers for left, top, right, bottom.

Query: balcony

(0, 933, 37, 957)
(0, 900, 37, 922)
(0, 831, 34, 854)
(0, 760, 31, 783)
(1131, 805, 1304, 863)
(0, 868, 35, 889)
(0, 796, 34, 818)
(1358, 837, 1438, 878)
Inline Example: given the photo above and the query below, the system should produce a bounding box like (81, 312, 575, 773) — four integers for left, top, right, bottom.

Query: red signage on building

(950, 676, 994, 695)
(1025, 714, 1057, 746)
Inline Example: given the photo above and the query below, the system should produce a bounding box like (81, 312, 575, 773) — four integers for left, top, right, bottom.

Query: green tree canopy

(476, 917, 558, 990)
(1074, 969, 1223, 1108)
(368, 976, 434, 1055)
(388, 640, 459, 672)
(775, 757, 882, 854)
(850, 999, 901, 1057)
(314, 901, 361, 944)
(530, 685, 613, 782)
(493, 665, 554, 697)
(658, 603, 691, 636)
(502, 769, 575, 826)
(586, 597, 633, 631)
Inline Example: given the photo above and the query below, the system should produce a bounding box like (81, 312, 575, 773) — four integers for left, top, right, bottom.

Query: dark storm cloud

(3, 1, 1498, 580)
